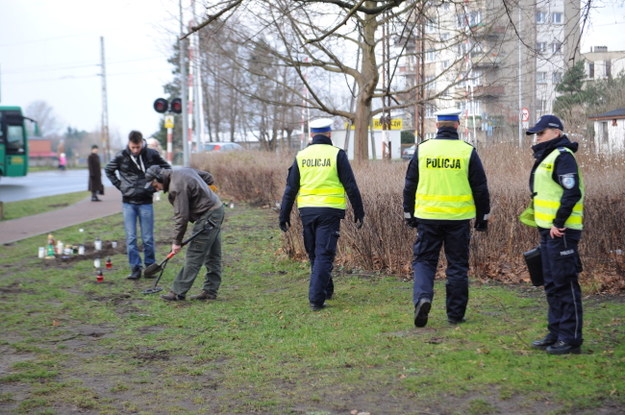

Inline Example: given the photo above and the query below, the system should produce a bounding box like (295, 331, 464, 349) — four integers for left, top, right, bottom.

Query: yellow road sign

(165, 115, 175, 129)
(344, 119, 403, 130)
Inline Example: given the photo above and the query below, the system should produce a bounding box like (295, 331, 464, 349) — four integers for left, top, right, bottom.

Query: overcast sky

(0, 0, 624, 148)
(0, 0, 183, 146)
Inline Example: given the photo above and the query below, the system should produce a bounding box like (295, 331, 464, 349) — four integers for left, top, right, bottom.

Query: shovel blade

(143, 262, 162, 278)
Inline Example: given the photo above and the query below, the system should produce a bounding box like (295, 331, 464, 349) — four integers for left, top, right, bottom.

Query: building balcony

(473, 85, 505, 97)
(470, 25, 507, 40)
(471, 53, 501, 68)
(399, 65, 416, 76)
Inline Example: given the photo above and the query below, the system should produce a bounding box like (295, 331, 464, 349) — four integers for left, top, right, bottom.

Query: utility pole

(99, 36, 110, 163)
(192, 0, 203, 148)
(179, 0, 189, 167)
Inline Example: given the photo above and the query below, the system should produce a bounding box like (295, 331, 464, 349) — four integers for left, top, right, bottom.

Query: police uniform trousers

(412, 220, 470, 321)
(300, 208, 342, 307)
(172, 205, 225, 297)
(538, 227, 583, 346)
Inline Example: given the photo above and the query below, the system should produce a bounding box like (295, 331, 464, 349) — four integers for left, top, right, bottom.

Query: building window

(536, 42, 547, 53)
(537, 72, 547, 83)
(425, 105, 436, 119)
(553, 72, 562, 84)
(552, 12, 563, 24)
(552, 42, 562, 54)
(538, 99, 547, 112)
(456, 11, 481, 27)
(606, 60, 612, 78)
(469, 11, 481, 26)
(536, 11, 547, 24)
(425, 49, 437, 62)
(588, 62, 595, 78)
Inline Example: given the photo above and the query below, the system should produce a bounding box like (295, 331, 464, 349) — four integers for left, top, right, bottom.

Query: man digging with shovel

(144, 165, 225, 301)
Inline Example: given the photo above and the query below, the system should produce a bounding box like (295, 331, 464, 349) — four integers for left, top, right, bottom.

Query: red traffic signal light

(153, 98, 169, 113)
(170, 98, 182, 114)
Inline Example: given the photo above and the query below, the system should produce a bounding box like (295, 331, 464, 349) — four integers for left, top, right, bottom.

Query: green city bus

(0, 106, 36, 177)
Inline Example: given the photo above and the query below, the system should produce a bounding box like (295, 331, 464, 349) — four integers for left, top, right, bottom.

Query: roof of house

(589, 108, 625, 120)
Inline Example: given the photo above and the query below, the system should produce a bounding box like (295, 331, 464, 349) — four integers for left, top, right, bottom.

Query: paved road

(0, 169, 112, 202)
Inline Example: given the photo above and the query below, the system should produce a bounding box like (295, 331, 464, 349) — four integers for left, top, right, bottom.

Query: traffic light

(153, 98, 168, 113)
(170, 98, 182, 114)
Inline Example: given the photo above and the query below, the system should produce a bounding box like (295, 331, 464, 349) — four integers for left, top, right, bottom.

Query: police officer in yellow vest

(279, 118, 365, 311)
(525, 115, 584, 355)
(403, 109, 490, 327)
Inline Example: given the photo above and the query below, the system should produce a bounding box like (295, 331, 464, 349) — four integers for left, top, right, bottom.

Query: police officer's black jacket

(530, 134, 582, 229)
(105, 144, 171, 205)
(279, 135, 365, 223)
(403, 127, 490, 224)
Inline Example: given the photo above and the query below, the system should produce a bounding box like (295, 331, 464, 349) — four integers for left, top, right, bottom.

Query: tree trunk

(353, 6, 379, 161)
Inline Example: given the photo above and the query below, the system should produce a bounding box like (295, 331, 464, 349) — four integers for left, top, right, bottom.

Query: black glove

(405, 217, 419, 228)
(279, 220, 290, 232)
(355, 217, 364, 229)
(474, 219, 488, 232)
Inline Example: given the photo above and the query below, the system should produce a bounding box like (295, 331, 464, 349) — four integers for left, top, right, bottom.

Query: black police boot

(310, 302, 326, 311)
(413, 298, 431, 328)
(531, 335, 557, 350)
(546, 341, 581, 355)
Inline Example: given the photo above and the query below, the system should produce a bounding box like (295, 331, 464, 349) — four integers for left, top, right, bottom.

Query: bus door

(0, 111, 28, 177)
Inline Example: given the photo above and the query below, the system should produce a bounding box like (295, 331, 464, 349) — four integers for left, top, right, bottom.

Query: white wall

(593, 119, 625, 153)
(331, 130, 402, 160)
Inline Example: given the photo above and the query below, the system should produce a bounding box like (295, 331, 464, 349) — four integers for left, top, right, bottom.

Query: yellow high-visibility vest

(296, 144, 346, 209)
(533, 147, 584, 230)
(415, 139, 475, 220)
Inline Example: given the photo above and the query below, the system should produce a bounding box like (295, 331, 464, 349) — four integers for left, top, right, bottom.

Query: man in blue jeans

(105, 131, 170, 280)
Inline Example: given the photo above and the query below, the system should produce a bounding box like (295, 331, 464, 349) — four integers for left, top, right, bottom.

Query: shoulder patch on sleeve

(559, 173, 576, 189)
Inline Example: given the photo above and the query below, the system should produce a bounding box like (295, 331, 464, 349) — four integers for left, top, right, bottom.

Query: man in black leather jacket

(105, 130, 170, 280)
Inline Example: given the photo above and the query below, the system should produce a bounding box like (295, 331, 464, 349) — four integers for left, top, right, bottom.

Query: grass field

(1, 191, 89, 221)
(0, 197, 624, 414)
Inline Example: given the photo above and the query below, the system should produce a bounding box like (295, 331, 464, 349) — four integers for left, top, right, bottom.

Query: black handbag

(523, 246, 544, 286)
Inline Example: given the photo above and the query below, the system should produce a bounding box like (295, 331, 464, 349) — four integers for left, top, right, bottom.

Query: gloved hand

(279, 220, 290, 232)
(355, 217, 364, 229)
(405, 217, 419, 228)
(474, 219, 488, 232)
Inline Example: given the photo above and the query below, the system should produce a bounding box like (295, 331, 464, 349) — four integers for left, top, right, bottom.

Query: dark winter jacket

(105, 145, 170, 204)
(160, 168, 222, 245)
(530, 134, 582, 228)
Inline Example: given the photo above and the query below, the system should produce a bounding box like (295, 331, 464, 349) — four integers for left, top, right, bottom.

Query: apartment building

(398, 0, 581, 143)
(582, 46, 625, 81)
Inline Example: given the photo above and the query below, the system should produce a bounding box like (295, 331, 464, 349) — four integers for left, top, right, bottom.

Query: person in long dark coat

(88, 145, 104, 202)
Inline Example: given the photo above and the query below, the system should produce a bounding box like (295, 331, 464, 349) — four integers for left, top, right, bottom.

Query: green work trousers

(172, 205, 225, 297)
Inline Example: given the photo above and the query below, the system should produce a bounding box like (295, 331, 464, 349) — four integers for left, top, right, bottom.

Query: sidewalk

(0, 187, 123, 245)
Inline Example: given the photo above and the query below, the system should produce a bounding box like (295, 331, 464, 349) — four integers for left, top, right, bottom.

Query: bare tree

(24, 100, 62, 137)
(187, 0, 594, 157)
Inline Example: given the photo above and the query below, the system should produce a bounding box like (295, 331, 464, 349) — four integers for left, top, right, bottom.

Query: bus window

(7, 125, 25, 153)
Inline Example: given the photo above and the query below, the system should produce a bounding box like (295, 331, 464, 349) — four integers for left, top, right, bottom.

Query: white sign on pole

(520, 107, 530, 122)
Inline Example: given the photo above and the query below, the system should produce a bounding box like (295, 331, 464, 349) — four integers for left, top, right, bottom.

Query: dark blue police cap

(526, 115, 563, 135)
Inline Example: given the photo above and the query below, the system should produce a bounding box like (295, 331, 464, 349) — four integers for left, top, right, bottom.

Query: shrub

(192, 144, 625, 293)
